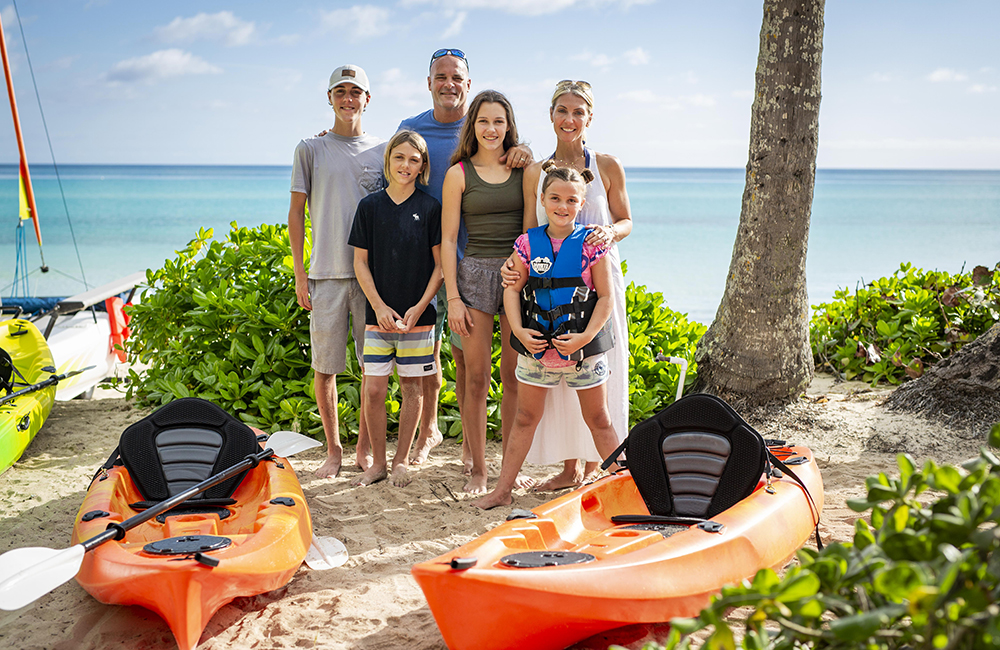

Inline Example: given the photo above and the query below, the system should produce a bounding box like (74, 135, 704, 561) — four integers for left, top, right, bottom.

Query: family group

(288, 49, 633, 509)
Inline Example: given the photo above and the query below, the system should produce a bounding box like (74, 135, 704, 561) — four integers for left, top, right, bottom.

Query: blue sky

(0, 0, 997, 168)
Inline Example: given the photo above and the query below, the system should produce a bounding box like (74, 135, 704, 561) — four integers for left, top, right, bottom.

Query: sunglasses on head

(430, 48, 469, 69)
(556, 79, 592, 90)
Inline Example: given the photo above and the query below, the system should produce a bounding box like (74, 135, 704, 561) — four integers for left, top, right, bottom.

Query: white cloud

(868, 72, 892, 83)
(274, 33, 302, 46)
(441, 11, 467, 38)
(731, 89, 753, 99)
(572, 51, 614, 68)
(374, 67, 426, 108)
(618, 89, 682, 110)
(927, 68, 968, 82)
(620, 89, 658, 103)
(969, 84, 998, 93)
(684, 93, 716, 107)
(399, 0, 650, 17)
(623, 47, 649, 65)
(41, 55, 78, 71)
(154, 11, 256, 47)
(103, 49, 222, 85)
(320, 5, 392, 39)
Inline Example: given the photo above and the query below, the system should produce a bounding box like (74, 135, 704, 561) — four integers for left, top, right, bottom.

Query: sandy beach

(0, 375, 990, 650)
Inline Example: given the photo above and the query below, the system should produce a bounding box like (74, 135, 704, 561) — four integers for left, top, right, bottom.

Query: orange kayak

(412, 395, 824, 650)
(70, 400, 312, 650)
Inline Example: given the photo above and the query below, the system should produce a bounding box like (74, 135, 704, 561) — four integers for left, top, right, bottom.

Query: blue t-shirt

(398, 109, 468, 257)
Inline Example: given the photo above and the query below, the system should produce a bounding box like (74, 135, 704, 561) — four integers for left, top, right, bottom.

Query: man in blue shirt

(400, 49, 532, 469)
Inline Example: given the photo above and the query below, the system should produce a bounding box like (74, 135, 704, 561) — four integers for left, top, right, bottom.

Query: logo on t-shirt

(412, 213, 420, 221)
(531, 256, 552, 275)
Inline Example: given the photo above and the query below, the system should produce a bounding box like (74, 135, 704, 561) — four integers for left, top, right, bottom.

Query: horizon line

(1, 162, 999, 173)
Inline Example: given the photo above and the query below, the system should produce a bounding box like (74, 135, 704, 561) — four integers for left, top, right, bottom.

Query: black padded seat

(118, 397, 260, 505)
(625, 393, 767, 519)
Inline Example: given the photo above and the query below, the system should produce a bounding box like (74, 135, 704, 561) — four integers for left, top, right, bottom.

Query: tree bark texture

(886, 323, 1000, 428)
(695, 0, 824, 404)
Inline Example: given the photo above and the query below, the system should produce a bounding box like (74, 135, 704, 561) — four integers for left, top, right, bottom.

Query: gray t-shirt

(290, 132, 386, 279)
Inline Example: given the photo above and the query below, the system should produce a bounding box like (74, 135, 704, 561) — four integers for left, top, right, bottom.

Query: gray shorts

(457, 256, 506, 316)
(308, 278, 366, 375)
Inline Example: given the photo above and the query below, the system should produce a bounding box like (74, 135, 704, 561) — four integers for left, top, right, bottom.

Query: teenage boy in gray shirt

(289, 64, 385, 478)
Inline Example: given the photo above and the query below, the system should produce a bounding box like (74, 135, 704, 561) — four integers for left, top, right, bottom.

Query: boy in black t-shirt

(349, 130, 442, 487)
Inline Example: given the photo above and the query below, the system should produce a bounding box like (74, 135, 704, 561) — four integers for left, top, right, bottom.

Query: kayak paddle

(0, 365, 95, 407)
(0, 430, 321, 611)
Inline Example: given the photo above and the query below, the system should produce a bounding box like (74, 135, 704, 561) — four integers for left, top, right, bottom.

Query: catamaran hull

(46, 310, 117, 401)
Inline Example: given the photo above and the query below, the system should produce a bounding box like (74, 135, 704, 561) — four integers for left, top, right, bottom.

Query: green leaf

(775, 572, 820, 602)
(827, 606, 905, 642)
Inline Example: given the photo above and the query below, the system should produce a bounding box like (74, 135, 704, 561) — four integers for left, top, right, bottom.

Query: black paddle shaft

(80, 447, 275, 552)
(0, 366, 92, 406)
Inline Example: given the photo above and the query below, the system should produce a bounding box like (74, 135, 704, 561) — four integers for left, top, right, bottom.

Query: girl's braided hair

(540, 159, 594, 195)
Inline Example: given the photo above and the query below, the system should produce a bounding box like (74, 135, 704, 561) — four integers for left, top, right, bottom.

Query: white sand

(0, 376, 988, 649)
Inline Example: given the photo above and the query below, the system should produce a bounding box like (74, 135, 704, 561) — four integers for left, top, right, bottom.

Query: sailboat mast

(0, 12, 46, 268)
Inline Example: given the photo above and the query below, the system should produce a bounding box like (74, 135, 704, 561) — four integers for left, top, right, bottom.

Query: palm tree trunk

(694, 0, 825, 403)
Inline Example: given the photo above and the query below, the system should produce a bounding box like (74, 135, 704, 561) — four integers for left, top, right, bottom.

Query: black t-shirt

(348, 188, 442, 326)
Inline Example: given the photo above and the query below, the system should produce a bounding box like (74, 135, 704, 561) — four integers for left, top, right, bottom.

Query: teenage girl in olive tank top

(441, 90, 529, 494)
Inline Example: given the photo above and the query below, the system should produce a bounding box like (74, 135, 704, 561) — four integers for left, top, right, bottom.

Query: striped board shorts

(362, 325, 437, 377)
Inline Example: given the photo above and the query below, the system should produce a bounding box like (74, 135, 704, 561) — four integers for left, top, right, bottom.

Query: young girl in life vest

(473, 164, 619, 509)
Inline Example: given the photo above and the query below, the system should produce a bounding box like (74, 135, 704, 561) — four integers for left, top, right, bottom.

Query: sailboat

(1, 10, 142, 401)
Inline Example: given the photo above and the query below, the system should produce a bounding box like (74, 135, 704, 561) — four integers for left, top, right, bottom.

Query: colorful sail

(18, 169, 30, 221)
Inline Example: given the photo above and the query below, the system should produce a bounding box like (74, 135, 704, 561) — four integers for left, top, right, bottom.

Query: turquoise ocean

(2, 165, 998, 325)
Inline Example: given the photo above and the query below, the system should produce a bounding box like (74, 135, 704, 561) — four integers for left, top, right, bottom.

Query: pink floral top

(513, 232, 609, 367)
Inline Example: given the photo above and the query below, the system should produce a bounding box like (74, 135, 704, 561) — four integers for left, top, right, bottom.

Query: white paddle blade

(304, 536, 348, 570)
(0, 545, 86, 610)
(267, 431, 322, 458)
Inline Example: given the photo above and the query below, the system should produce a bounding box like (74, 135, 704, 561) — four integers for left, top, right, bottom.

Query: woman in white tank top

(517, 80, 633, 489)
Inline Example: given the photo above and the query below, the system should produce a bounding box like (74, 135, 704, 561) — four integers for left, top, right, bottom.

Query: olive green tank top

(460, 159, 524, 258)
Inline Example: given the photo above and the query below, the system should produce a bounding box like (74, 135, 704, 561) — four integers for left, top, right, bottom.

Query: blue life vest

(511, 224, 614, 363)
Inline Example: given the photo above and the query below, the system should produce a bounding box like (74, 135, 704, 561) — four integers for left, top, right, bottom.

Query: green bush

(636, 423, 1000, 650)
(123, 223, 702, 442)
(625, 270, 706, 424)
(810, 263, 1000, 385)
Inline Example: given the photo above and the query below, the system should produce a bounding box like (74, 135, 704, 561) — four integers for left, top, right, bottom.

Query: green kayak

(0, 319, 56, 475)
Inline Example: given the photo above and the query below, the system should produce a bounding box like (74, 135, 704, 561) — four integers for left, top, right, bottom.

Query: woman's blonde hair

(540, 160, 593, 195)
(550, 79, 594, 111)
(450, 90, 520, 165)
(384, 130, 430, 186)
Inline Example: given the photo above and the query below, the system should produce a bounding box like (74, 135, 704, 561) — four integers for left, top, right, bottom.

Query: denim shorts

(457, 256, 506, 316)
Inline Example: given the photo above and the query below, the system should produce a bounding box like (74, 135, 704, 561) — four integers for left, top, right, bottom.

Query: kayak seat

(625, 394, 767, 519)
(117, 397, 261, 507)
(0, 347, 12, 394)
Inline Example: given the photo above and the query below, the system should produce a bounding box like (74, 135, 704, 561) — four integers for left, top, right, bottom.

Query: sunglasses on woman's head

(556, 79, 592, 90)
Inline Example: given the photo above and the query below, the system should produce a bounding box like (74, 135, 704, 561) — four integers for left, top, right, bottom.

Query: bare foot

(391, 464, 411, 487)
(514, 473, 535, 490)
(533, 469, 584, 492)
(463, 471, 488, 494)
(350, 464, 388, 487)
(355, 453, 373, 472)
(461, 441, 473, 476)
(315, 449, 343, 479)
(471, 490, 512, 510)
(409, 430, 443, 465)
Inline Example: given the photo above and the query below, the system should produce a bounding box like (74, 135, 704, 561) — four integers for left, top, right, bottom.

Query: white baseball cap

(328, 64, 370, 93)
